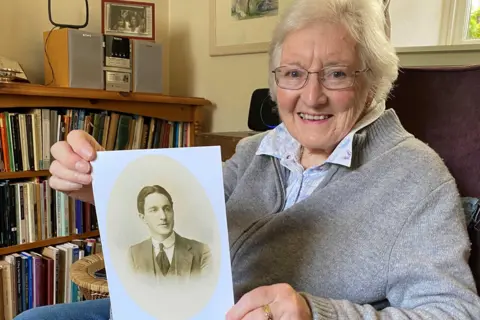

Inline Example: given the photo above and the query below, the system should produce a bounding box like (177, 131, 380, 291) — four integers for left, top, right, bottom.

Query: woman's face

(131, 16, 137, 27)
(276, 21, 370, 155)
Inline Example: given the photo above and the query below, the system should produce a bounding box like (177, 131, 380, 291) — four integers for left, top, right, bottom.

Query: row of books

(0, 108, 193, 173)
(0, 238, 102, 319)
(0, 180, 98, 248)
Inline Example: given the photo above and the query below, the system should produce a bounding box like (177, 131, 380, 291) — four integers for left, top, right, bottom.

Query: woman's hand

(48, 130, 104, 205)
(226, 283, 312, 320)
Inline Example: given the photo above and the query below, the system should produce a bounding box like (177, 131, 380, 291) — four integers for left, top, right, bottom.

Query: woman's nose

(301, 74, 328, 107)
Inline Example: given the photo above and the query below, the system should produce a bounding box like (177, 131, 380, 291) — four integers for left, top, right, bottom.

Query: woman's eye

(326, 70, 347, 79)
(285, 70, 301, 78)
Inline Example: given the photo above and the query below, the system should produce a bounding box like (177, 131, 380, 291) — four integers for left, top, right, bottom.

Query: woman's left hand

(225, 283, 312, 320)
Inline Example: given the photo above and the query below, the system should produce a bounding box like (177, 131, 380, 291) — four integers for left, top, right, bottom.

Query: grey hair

(268, 0, 398, 104)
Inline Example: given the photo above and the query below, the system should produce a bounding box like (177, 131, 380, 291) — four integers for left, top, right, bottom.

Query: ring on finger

(263, 304, 273, 320)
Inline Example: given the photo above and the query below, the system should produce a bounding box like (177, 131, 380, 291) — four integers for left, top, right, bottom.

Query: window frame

(440, 0, 480, 45)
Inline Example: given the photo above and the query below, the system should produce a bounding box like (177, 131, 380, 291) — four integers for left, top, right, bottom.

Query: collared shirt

(256, 101, 386, 209)
(151, 231, 175, 262)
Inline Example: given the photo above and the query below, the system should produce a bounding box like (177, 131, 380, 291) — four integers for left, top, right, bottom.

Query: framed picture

(102, 0, 155, 41)
(209, 0, 293, 56)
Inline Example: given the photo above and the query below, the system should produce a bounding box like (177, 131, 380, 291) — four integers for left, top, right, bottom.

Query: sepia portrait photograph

(129, 183, 212, 281)
(91, 148, 233, 320)
(102, 0, 155, 40)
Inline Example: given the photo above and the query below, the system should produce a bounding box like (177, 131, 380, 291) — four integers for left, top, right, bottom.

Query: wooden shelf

(0, 230, 100, 256)
(0, 170, 50, 179)
(0, 83, 210, 106)
(0, 83, 211, 124)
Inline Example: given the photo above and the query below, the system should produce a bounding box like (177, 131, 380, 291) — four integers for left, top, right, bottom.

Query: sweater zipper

(273, 158, 286, 213)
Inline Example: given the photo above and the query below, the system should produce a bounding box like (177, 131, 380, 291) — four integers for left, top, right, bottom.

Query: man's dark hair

(137, 185, 173, 214)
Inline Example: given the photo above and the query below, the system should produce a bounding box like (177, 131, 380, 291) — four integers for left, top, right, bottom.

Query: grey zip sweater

(223, 109, 480, 319)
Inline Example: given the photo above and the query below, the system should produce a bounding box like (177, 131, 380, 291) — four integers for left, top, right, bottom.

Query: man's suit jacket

(129, 232, 212, 280)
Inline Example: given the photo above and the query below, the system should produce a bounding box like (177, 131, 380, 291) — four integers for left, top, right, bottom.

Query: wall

(0, 0, 170, 91)
(169, 0, 269, 133)
(389, 0, 444, 47)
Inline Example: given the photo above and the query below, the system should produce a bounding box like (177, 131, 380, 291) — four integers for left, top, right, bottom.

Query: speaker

(43, 28, 104, 89)
(247, 88, 281, 131)
(132, 40, 163, 94)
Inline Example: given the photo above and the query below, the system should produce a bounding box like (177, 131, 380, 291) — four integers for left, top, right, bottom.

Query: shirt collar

(256, 101, 386, 168)
(151, 231, 175, 249)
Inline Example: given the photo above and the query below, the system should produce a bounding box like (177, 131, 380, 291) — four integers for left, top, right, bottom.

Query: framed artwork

(209, 0, 293, 56)
(102, 0, 155, 41)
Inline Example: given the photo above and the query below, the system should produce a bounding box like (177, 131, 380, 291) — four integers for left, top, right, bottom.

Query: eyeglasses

(272, 65, 369, 90)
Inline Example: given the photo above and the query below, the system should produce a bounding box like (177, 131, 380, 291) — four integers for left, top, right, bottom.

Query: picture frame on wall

(102, 0, 155, 41)
(209, 0, 293, 56)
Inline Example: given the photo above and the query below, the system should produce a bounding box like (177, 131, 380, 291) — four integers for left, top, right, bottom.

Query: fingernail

(75, 161, 89, 172)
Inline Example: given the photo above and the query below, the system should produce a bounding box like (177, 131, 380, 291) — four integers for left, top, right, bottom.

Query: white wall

(389, 0, 444, 47)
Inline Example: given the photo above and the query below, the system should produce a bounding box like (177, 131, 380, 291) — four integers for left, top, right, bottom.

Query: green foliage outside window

(468, 8, 480, 39)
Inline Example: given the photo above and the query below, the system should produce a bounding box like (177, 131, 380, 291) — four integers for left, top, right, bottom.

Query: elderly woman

(15, 0, 480, 319)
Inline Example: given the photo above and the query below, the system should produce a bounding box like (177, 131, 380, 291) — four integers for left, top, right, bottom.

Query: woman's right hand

(48, 130, 104, 205)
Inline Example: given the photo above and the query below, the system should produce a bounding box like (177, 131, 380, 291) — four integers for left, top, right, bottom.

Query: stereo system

(43, 28, 163, 94)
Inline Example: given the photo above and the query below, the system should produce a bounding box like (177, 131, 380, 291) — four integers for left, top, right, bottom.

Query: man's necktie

(156, 243, 170, 276)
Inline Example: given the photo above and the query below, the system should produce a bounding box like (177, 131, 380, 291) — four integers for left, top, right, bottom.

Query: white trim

(395, 44, 480, 67)
(396, 43, 480, 53)
(439, 0, 456, 44)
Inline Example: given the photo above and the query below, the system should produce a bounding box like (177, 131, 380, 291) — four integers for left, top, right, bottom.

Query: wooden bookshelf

(0, 230, 100, 256)
(0, 83, 210, 181)
(0, 170, 50, 179)
(0, 83, 210, 106)
(0, 83, 211, 252)
(0, 82, 209, 131)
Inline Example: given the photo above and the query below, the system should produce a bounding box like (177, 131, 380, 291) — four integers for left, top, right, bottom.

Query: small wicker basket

(71, 253, 110, 300)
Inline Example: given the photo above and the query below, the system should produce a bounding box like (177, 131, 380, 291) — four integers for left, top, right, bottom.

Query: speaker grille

(68, 29, 104, 89)
(133, 40, 163, 94)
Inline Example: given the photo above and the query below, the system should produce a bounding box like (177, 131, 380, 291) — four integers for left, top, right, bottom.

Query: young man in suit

(129, 185, 212, 281)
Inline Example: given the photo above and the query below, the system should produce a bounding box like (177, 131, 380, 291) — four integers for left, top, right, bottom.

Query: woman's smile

(298, 112, 333, 123)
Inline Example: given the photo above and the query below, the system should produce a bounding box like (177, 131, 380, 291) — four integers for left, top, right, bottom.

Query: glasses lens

(274, 66, 307, 89)
(322, 66, 353, 89)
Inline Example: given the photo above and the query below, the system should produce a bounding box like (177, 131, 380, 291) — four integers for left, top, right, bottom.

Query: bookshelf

(0, 231, 100, 256)
(0, 82, 210, 153)
(0, 170, 50, 179)
(0, 83, 211, 317)
(0, 82, 210, 244)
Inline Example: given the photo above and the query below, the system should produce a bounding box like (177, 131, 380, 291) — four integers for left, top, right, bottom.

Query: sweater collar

(255, 101, 386, 168)
(350, 108, 413, 168)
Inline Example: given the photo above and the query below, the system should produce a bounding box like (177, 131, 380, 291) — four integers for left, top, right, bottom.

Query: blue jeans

(14, 298, 110, 320)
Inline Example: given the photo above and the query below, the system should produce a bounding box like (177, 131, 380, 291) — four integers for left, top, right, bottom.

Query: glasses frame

(271, 65, 370, 91)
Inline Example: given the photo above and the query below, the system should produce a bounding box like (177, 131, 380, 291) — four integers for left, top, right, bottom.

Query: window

(467, 0, 480, 39)
(441, 0, 480, 44)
